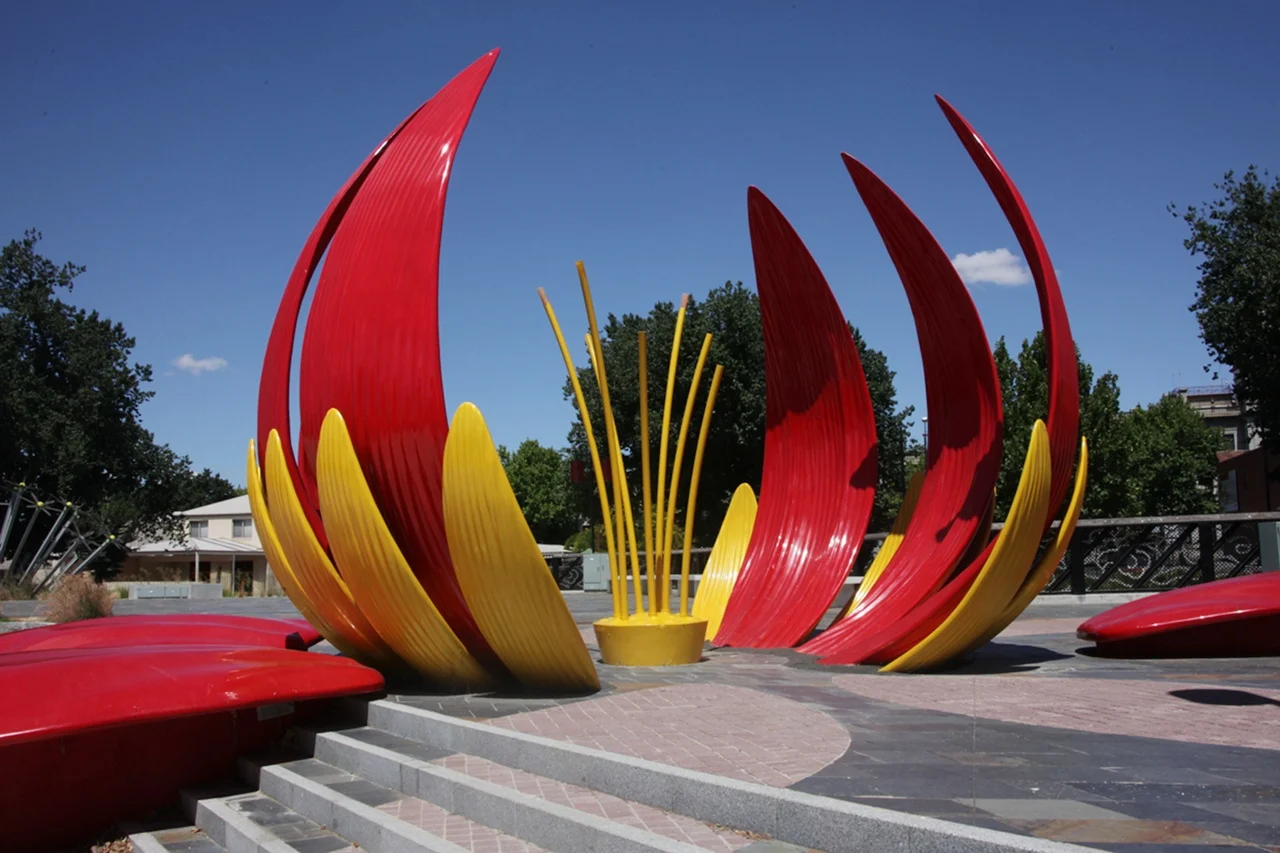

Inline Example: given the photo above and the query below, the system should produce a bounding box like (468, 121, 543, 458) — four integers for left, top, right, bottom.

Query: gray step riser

(365, 700, 1094, 853)
(195, 798, 301, 853)
(314, 730, 706, 853)
(259, 763, 471, 853)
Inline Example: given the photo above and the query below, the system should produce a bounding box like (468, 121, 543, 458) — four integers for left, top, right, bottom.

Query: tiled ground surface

(384, 595, 1280, 852)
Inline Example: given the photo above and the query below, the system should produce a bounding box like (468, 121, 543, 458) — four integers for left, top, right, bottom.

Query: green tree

(0, 231, 239, 558)
(994, 333, 1219, 519)
(1173, 167, 1280, 452)
(498, 440, 579, 545)
(561, 282, 913, 544)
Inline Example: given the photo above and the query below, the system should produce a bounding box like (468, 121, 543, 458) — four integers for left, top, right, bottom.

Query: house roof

(133, 536, 263, 556)
(178, 495, 251, 517)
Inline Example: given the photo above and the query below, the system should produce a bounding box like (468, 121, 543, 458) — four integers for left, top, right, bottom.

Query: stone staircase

(130, 699, 1088, 853)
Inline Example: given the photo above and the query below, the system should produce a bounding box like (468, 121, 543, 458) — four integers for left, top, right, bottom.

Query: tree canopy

(561, 282, 914, 545)
(497, 440, 579, 546)
(994, 333, 1220, 519)
(1173, 167, 1280, 454)
(0, 231, 239, 561)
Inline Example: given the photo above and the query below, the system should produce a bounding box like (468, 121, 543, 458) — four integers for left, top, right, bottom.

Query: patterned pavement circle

(487, 683, 851, 787)
(831, 673, 1280, 752)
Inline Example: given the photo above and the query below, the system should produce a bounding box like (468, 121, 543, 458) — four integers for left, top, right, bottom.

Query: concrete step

(259, 757, 538, 853)
(128, 826, 223, 853)
(309, 725, 753, 850)
(361, 698, 1095, 853)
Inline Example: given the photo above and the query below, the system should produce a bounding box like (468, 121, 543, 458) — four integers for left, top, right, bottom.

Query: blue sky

(4, 1, 1278, 486)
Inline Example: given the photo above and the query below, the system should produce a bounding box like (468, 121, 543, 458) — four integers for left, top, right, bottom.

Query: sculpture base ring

(594, 614, 707, 666)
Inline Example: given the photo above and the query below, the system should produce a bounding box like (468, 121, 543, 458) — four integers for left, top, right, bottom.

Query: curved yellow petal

(246, 440, 365, 660)
(692, 483, 758, 639)
(883, 421, 1053, 673)
(315, 409, 493, 690)
(442, 403, 599, 693)
(963, 437, 1089, 653)
(264, 429, 402, 670)
(839, 470, 924, 620)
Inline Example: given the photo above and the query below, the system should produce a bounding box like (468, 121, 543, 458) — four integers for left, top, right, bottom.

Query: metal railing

(545, 513, 1280, 594)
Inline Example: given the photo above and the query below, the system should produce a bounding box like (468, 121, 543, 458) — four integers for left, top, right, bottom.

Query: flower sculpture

(248, 48, 1089, 688)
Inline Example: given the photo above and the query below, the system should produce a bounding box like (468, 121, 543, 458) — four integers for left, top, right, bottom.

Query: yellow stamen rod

(661, 332, 712, 612)
(680, 363, 724, 616)
(577, 262, 641, 616)
(638, 332, 655, 615)
(654, 295, 689, 614)
(586, 332, 642, 615)
(538, 288, 624, 619)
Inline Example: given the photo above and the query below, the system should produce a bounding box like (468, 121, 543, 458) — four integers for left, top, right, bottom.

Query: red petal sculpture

(0, 614, 321, 654)
(257, 50, 503, 666)
(799, 157, 1003, 663)
(1077, 573, 1280, 658)
(0, 644, 383, 850)
(713, 188, 877, 648)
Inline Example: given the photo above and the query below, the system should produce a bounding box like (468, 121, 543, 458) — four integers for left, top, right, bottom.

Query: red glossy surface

(1077, 573, 1280, 657)
(800, 157, 1002, 663)
(0, 644, 383, 745)
(0, 702, 330, 850)
(937, 96, 1079, 518)
(809, 100, 1081, 665)
(289, 50, 500, 669)
(713, 188, 877, 648)
(0, 614, 322, 655)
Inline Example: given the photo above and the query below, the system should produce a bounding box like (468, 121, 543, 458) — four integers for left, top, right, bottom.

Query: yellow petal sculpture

(882, 421, 1053, 673)
(442, 403, 600, 692)
(691, 483, 758, 639)
(962, 437, 1090, 654)
(315, 409, 492, 691)
(839, 470, 925, 620)
(262, 431, 404, 671)
(246, 441, 367, 662)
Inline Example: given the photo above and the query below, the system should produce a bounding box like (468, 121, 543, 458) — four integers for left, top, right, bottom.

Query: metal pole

(30, 547, 81, 596)
(10, 499, 47, 579)
(70, 535, 115, 576)
(21, 503, 75, 583)
(0, 483, 26, 568)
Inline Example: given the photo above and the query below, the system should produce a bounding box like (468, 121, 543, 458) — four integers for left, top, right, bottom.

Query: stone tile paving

(392, 596, 1280, 851)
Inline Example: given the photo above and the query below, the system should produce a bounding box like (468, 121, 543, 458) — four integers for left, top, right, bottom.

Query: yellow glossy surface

(245, 441, 364, 661)
(883, 421, 1053, 673)
(841, 471, 924, 620)
(538, 288, 624, 618)
(263, 431, 403, 670)
(315, 410, 492, 690)
(660, 332, 712, 612)
(653, 297, 689, 615)
(680, 364, 724, 615)
(594, 613, 707, 666)
(638, 331, 656, 614)
(691, 483, 758, 639)
(442, 403, 599, 692)
(965, 437, 1089, 653)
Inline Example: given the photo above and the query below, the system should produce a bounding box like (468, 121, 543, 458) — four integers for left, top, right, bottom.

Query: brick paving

(378, 797, 548, 852)
(488, 683, 849, 787)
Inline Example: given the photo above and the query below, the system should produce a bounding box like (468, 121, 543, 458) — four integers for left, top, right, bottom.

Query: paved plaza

(6, 592, 1279, 851)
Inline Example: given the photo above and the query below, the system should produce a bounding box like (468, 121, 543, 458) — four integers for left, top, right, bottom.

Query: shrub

(44, 574, 116, 623)
(0, 579, 37, 602)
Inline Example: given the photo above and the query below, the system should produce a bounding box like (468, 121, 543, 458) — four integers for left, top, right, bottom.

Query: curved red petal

(296, 50, 501, 667)
(712, 187, 878, 649)
(936, 96, 1079, 515)
(800, 156, 1003, 663)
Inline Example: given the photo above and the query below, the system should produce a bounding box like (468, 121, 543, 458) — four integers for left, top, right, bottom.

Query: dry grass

(44, 574, 115, 623)
(0, 579, 37, 601)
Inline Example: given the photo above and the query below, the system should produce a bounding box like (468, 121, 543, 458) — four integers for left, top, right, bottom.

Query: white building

(118, 495, 282, 596)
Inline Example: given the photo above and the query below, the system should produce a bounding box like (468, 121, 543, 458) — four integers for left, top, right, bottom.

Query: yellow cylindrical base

(594, 613, 708, 666)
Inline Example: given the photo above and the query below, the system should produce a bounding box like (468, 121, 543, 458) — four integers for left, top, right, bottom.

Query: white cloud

(172, 353, 228, 375)
(951, 248, 1032, 287)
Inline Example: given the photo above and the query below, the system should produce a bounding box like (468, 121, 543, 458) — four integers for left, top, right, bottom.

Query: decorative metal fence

(547, 512, 1280, 594)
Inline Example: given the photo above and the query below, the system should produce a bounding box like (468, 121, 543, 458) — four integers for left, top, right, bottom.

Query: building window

(1224, 429, 1238, 451)
(189, 520, 209, 539)
(233, 518, 254, 539)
